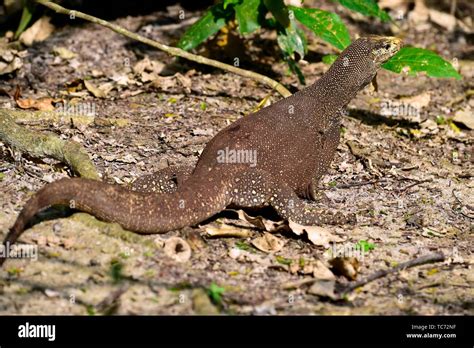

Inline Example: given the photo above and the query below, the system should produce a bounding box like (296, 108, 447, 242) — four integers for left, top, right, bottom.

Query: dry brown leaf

(308, 280, 338, 300)
(0, 42, 23, 75)
(251, 232, 285, 253)
(429, 9, 457, 32)
(151, 75, 177, 90)
(133, 56, 165, 82)
(329, 257, 360, 280)
(163, 237, 191, 263)
(175, 73, 192, 91)
(288, 221, 343, 247)
(84, 80, 113, 98)
(19, 16, 55, 46)
(204, 223, 252, 238)
(313, 260, 336, 280)
(236, 210, 285, 231)
(408, 0, 429, 29)
(453, 109, 473, 129)
(16, 97, 59, 111)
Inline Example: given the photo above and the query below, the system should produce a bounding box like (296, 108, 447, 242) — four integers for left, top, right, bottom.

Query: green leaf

(207, 282, 225, 304)
(277, 25, 306, 60)
(289, 6, 351, 50)
(235, 0, 266, 34)
(275, 256, 292, 265)
(14, 0, 36, 39)
(322, 54, 338, 65)
(177, 4, 232, 51)
(223, 0, 240, 10)
(277, 18, 307, 84)
(109, 259, 124, 283)
(382, 47, 462, 79)
(355, 240, 375, 252)
(263, 0, 290, 28)
(333, 0, 391, 22)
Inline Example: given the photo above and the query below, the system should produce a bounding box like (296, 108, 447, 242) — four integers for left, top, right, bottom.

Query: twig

(0, 109, 99, 179)
(96, 285, 129, 314)
(339, 252, 445, 294)
(35, 0, 292, 98)
(397, 178, 432, 193)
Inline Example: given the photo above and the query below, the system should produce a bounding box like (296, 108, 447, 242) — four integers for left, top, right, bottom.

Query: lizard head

(364, 35, 403, 67)
(328, 35, 403, 93)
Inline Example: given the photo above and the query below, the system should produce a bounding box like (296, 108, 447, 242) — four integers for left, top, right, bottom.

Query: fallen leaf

(16, 97, 59, 111)
(313, 260, 336, 280)
(44, 289, 61, 298)
(163, 237, 191, 263)
(236, 209, 285, 231)
(281, 277, 316, 290)
(133, 56, 165, 82)
(84, 80, 113, 98)
(52, 46, 76, 59)
(429, 9, 457, 31)
(251, 232, 286, 253)
(329, 257, 360, 280)
(151, 75, 177, 90)
(19, 16, 55, 46)
(228, 247, 272, 266)
(175, 73, 192, 92)
(289, 221, 343, 247)
(308, 280, 339, 300)
(204, 223, 252, 238)
(408, 0, 430, 30)
(0, 39, 24, 75)
(0, 56, 22, 75)
(453, 109, 473, 129)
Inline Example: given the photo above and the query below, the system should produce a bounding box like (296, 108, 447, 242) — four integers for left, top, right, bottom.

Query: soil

(0, 1, 472, 315)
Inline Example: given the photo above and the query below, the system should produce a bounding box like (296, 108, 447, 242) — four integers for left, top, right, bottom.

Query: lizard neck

(302, 56, 377, 127)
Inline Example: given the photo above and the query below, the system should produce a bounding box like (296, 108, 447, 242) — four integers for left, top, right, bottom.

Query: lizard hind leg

(130, 165, 194, 194)
(231, 169, 355, 225)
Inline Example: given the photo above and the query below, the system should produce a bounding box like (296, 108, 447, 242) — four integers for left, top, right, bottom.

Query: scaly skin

(0, 36, 402, 266)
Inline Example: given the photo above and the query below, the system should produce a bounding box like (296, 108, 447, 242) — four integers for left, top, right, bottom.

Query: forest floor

(0, 1, 472, 315)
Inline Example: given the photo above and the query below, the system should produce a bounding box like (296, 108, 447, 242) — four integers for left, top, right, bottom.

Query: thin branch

(36, 0, 292, 98)
(339, 252, 445, 294)
(397, 178, 432, 193)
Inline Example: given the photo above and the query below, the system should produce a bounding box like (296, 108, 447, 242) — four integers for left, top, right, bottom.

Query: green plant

(355, 240, 375, 252)
(15, 0, 36, 39)
(207, 282, 225, 304)
(178, 0, 461, 83)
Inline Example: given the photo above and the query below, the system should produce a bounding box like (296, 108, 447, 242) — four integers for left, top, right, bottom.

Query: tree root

(0, 109, 99, 179)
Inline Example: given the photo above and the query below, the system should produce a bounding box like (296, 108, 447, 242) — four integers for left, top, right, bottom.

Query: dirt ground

(0, 1, 473, 315)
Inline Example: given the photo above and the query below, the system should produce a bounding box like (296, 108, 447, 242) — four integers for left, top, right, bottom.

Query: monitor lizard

(0, 35, 402, 266)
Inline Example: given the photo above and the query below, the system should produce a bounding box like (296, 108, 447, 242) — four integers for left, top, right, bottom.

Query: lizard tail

(0, 177, 230, 266)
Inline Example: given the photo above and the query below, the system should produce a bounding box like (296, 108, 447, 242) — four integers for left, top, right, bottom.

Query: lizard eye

(383, 43, 391, 50)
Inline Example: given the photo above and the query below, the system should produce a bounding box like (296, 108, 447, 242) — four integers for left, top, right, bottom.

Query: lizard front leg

(130, 165, 194, 193)
(231, 169, 355, 225)
(304, 111, 343, 201)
